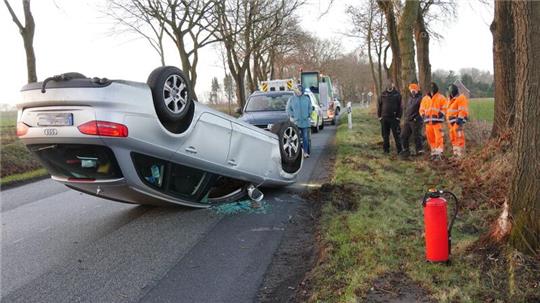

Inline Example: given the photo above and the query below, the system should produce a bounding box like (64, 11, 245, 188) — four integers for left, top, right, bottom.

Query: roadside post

(347, 102, 352, 129)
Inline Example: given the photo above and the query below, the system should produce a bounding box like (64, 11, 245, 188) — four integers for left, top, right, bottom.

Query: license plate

(37, 113, 73, 126)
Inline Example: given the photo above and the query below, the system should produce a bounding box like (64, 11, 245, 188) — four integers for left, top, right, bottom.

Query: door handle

(185, 146, 197, 154)
(227, 159, 237, 166)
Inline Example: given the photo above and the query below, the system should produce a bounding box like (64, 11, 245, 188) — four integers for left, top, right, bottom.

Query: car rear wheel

(319, 118, 324, 130)
(147, 66, 193, 125)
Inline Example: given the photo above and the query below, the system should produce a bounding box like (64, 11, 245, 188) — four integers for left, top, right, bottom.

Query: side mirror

(235, 107, 242, 114)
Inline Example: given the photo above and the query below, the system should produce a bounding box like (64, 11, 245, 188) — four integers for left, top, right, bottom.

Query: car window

(28, 144, 122, 180)
(132, 152, 208, 199)
(245, 93, 292, 112)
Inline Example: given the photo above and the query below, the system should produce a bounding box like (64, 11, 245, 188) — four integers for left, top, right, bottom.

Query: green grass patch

(306, 108, 537, 302)
(1, 140, 43, 178)
(469, 98, 494, 122)
(0, 168, 48, 187)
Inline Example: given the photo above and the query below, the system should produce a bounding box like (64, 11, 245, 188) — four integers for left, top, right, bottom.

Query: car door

(179, 112, 232, 166)
(227, 122, 276, 178)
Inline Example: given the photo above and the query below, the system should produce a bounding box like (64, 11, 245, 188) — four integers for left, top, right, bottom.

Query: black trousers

(381, 117, 402, 153)
(401, 120, 423, 153)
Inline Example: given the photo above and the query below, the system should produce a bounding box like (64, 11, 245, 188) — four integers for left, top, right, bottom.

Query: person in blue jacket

(286, 84, 313, 158)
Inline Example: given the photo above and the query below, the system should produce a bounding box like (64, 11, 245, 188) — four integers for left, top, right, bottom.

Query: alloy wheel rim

(282, 127, 299, 158)
(163, 74, 188, 114)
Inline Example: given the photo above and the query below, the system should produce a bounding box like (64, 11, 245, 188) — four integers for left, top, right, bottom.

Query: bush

(1, 141, 43, 177)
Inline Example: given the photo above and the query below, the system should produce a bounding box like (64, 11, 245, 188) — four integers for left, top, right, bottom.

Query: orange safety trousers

(448, 123, 465, 148)
(425, 123, 444, 155)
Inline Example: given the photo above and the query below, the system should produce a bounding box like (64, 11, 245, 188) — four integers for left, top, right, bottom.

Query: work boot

(415, 150, 425, 156)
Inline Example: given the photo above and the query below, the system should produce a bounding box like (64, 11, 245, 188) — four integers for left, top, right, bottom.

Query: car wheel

(319, 119, 324, 130)
(275, 122, 302, 165)
(147, 66, 193, 124)
(312, 117, 319, 133)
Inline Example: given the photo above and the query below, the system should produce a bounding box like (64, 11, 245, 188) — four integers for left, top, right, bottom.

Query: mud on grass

(301, 108, 540, 303)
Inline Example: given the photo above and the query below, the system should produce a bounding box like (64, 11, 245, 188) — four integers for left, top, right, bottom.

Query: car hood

(239, 111, 289, 126)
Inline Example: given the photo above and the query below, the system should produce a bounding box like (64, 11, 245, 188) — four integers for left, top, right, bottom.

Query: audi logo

(43, 128, 58, 136)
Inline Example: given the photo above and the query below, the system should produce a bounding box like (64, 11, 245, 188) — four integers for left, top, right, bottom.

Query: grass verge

(303, 108, 539, 302)
(0, 168, 48, 188)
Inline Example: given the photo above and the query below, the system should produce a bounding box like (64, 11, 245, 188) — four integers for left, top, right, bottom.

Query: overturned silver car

(16, 66, 303, 208)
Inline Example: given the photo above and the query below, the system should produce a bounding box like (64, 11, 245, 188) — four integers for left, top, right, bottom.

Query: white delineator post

(347, 102, 352, 129)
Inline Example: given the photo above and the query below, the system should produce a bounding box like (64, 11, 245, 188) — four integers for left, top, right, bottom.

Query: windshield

(245, 93, 291, 112)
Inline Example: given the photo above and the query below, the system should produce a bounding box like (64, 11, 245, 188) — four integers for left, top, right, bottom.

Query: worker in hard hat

(419, 82, 447, 160)
(401, 83, 424, 157)
(287, 84, 313, 158)
(446, 84, 469, 158)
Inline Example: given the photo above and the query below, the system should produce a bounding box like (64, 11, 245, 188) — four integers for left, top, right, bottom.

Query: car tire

(319, 119, 324, 130)
(272, 121, 302, 165)
(147, 66, 193, 124)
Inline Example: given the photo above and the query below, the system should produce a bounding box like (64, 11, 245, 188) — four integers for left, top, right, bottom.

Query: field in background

(468, 98, 494, 122)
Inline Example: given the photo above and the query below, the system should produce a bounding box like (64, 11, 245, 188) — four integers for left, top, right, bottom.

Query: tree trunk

(4, 0, 37, 83)
(23, 33, 37, 83)
(235, 71, 247, 109)
(378, 0, 400, 88)
(415, 7, 431, 94)
(506, 0, 540, 256)
(397, 0, 419, 95)
(491, 0, 516, 138)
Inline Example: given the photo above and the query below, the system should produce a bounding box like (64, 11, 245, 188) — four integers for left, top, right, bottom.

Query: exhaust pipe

(247, 184, 264, 202)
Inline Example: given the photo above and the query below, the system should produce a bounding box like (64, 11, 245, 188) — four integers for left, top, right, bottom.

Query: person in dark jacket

(400, 83, 424, 157)
(377, 80, 403, 154)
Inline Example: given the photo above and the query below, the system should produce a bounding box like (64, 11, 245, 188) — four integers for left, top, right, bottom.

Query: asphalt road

(0, 124, 336, 303)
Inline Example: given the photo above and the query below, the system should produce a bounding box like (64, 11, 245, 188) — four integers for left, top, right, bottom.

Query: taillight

(78, 120, 128, 137)
(16, 122, 29, 137)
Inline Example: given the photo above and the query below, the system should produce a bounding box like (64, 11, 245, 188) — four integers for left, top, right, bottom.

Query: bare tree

(504, 0, 540, 256)
(490, 0, 515, 138)
(397, 0, 419, 94)
(377, 0, 400, 87)
(135, 0, 220, 100)
(106, 0, 168, 66)
(4, 0, 37, 83)
(348, 1, 386, 97)
(215, 0, 299, 108)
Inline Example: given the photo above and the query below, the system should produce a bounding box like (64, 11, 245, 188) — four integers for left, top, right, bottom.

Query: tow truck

(300, 71, 341, 125)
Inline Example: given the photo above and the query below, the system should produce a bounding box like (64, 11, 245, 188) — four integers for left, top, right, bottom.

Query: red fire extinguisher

(422, 189, 459, 263)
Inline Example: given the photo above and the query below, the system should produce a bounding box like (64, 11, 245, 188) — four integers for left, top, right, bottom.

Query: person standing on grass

(446, 84, 469, 158)
(419, 82, 447, 160)
(287, 84, 313, 158)
(377, 80, 403, 154)
(401, 83, 425, 157)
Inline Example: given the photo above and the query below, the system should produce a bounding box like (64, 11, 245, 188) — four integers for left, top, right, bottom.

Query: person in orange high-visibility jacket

(446, 84, 469, 157)
(419, 82, 447, 160)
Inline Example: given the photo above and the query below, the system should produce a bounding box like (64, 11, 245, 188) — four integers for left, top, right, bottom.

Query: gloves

(457, 117, 465, 126)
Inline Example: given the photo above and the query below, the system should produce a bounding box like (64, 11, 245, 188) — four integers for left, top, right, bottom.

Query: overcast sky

(0, 0, 493, 105)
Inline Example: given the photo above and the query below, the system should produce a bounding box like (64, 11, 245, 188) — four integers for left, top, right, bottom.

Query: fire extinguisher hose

(442, 190, 459, 256)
